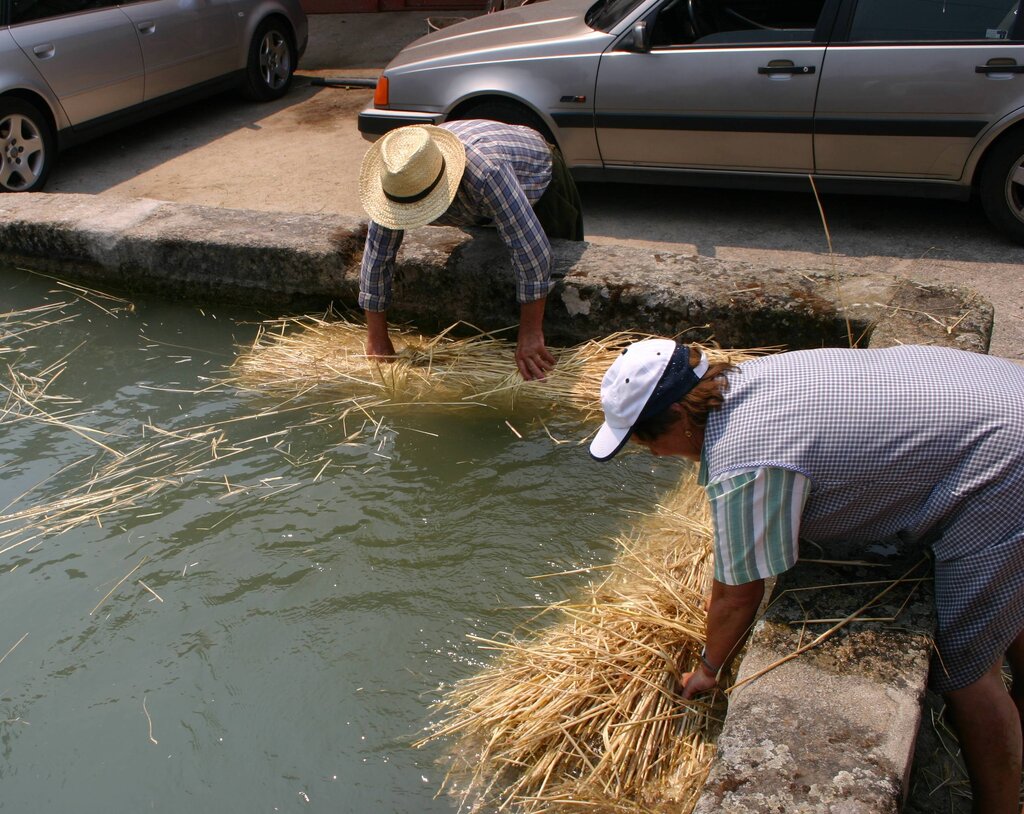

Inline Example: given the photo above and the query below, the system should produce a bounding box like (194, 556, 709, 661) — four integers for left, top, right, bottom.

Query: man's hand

(516, 298, 555, 381)
(365, 310, 396, 361)
(366, 332, 396, 360)
(680, 664, 719, 700)
(516, 331, 556, 381)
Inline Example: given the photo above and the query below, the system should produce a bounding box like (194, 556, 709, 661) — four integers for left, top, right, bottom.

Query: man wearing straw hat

(358, 120, 584, 381)
(590, 339, 1024, 814)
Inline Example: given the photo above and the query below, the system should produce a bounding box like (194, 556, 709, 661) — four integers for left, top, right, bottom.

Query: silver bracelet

(699, 649, 721, 675)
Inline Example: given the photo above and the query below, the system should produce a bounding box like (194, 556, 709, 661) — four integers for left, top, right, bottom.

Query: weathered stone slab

(0, 193, 992, 353)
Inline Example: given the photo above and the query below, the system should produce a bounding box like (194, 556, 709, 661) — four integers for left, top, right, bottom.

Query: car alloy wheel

(1003, 151, 1024, 226)
(242, 19, 295, 102)
(259, 29, 291, 91)
(0, 100, 53, 193)
(979, 130, 1024, 245)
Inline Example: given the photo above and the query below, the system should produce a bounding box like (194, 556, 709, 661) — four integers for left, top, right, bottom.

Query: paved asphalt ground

(42, 12, 1023, 363)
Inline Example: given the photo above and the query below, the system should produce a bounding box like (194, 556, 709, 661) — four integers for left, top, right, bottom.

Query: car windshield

(586, 0, 648, 32)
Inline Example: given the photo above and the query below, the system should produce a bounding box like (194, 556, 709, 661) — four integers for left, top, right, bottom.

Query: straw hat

(359, 125, 467, 230)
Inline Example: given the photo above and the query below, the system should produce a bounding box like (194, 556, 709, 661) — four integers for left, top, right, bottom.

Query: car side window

(650, 0, 827, 47)
(11, 0, 115, 25)
(849, 0, 1022, 42)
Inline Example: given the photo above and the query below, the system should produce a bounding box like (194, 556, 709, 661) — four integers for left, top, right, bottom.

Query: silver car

(1, 0, 307, 192)
(360, 0, 1024, 243)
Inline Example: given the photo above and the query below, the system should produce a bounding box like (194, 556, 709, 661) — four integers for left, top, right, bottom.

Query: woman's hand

(680, 664, 719, 700)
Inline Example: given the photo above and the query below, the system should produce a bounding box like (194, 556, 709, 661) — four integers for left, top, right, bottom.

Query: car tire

(979, 129, 1024, 245)
(242, 18, 295, 102)
(456, 100, 554, 144)
(0, 98, 55, 193)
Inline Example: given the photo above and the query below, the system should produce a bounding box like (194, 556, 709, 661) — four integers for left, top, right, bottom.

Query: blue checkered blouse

(701, 345, 1024, 692)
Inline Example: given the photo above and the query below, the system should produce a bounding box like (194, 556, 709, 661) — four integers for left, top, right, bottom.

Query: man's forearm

(515, 297, 555, 380)
(518, 298, 546, 338)
(359, 223, 403, 312)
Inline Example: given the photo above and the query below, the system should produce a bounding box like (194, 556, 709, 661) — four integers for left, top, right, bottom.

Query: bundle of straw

(417, 471, 725, 814)
(229, 315, 761, 415)
(231, 316, 756, 811)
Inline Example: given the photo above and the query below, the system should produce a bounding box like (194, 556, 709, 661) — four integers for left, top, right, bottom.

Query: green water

(0, 265, 683, 813)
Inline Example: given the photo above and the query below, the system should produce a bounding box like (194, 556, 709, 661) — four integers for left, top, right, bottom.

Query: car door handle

(758, 64, 816, 75)
(976, 61, 1024, 74)
(31, 43, 55, 59)
(136, 20, 156, 34)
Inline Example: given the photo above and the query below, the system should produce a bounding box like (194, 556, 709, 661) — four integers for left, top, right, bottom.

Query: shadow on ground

(46, 78, 346, 195)
(579, 182, 1021, 267)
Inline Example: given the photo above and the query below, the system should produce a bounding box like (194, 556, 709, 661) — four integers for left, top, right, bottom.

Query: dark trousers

(533, 147, 585, 242)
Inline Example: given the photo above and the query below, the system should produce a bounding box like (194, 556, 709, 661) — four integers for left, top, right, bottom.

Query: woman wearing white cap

(358, 120, 583, 381)
(591, 338, 1024, 814)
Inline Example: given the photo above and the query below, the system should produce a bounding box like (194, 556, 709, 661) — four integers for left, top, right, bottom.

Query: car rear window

(11, 0, 113, 24)
(850, 0, 1021, 41)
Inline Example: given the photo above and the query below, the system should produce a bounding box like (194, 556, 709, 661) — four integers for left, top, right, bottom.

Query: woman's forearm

(703, 578, 765, 672)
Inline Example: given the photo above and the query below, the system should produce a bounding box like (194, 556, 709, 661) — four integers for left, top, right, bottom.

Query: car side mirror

(623, 20, 651, 52)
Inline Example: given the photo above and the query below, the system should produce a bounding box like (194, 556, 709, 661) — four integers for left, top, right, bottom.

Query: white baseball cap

(589, 339, 709, 462)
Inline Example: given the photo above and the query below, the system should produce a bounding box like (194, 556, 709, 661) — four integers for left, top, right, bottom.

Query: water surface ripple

(0, 266, 684, 813)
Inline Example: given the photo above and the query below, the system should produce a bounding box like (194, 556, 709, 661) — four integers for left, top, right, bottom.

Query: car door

(116, 0, 241, 101)
(7, 0, 144, 125)
(592, 0, 841, 172)
(814, 0, 1024, 179)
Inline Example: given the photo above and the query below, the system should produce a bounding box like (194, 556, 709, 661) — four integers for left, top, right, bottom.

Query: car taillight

(374, 76, 389, 107)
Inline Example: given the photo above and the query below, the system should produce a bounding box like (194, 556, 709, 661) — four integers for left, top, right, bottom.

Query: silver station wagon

(360, 0, 1024, 243)
(1, 0, 307, 192)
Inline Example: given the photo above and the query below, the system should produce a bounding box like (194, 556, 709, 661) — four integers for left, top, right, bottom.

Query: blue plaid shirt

(359, 120, 554, 312)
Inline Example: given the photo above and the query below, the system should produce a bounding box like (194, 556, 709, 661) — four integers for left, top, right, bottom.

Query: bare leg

(944, 657, 1023, 814)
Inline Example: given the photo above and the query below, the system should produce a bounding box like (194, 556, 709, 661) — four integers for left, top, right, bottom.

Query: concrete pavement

(40, 12, 1023, 362)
